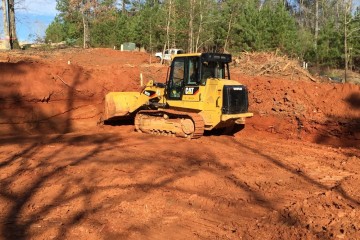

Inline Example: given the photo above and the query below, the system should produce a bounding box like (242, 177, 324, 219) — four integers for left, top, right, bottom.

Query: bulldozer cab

(167, 53, 231, 100)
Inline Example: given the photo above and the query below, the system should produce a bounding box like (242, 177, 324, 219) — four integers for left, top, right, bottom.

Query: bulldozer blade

(104, 92, 141, 121)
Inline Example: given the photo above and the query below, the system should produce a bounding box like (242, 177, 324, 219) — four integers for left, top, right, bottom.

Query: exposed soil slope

(0, 49, 166, 134)
(1, 48, 359, 146)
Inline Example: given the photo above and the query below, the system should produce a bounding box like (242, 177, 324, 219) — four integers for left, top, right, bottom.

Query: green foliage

(259, 3, 300, 55)
(45, 17, 65, 43)
(90, 11, 118, 47)
(223, 1, 303, 56)
(45, 15, 81, 45)
(45, 0, 360, 70)
(316, 20, 343, 67)
(349, 7, 360, 70)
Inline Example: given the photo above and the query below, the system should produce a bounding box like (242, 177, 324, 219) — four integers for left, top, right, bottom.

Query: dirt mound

(231, 52, 358, 147)
(235, 74, 360, 147)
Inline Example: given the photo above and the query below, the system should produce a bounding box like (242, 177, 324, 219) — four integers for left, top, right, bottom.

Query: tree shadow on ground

(0, 61, 109, 239)
(0, 133, 123, 239)
(315, 92, 360, 148)
(1, 130, 359, 239)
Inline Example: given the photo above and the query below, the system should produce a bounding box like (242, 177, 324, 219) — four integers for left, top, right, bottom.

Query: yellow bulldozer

(103, 52, 253, 138)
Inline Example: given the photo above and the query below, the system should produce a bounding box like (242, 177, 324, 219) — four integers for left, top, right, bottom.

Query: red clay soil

(0, 49, 359, 239)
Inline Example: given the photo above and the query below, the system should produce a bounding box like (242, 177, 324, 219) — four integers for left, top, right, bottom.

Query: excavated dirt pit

(0, 49, 359, 239)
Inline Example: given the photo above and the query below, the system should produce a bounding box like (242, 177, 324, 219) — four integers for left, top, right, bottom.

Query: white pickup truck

(155, 49, 184, 61)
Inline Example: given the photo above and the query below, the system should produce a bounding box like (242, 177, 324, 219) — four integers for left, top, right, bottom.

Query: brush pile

(232, 52, 317, 82)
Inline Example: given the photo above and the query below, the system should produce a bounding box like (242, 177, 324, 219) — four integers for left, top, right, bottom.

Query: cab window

(168, 58, 185, 99)
(200, 61, 226, 85)
(186, 57, 199, 85)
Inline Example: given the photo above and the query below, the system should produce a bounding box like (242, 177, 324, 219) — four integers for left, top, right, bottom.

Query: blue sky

(1, 0, 58, 42)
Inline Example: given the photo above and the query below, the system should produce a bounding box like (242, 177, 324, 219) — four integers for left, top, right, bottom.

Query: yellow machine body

(103, 53, 253, 138)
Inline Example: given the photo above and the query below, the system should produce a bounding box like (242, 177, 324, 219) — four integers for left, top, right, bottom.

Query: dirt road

(0, 49, 359, 239)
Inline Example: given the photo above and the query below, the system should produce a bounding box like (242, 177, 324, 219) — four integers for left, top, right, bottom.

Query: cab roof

(172, 52, 232, 63)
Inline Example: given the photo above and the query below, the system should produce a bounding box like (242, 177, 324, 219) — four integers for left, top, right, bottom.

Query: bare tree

(2, 0, 19, 49)
(314, 0, 319, 50)
(188, 0, 194, 53)
(81, 7, 90, 48)
(343, 0, 359, 81)
(224, 2, 239, 52)
(171, 0, 176, 48)
(8, 0, 20, 49)
(194, 0, 217, 52)
(195, 0, 202, 52)
(1, 0, 10, 49)
(161, 0, 172, 64)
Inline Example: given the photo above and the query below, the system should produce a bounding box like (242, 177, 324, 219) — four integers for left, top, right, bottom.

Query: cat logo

(185, 87, 194, 95)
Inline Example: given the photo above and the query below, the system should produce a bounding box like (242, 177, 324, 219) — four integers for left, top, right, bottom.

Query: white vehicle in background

(155, 49, 184, 62)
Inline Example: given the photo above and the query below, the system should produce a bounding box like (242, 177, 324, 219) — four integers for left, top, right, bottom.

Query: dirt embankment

(0, 48, 359, 147)
(237, 75, 360, 147)
(0, 49, 167, 134)
(0, 49, 360, 146)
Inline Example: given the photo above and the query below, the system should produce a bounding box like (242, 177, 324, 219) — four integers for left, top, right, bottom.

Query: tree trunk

(314, 0, 319, 50)
(299, 0, 303, 27)
(224, 7, 236, 53)
(122, 0, 126, 15)
(344, 0, 352, 83)
(8, 0, 20, 49)
(195, 0, 203, 52)
(344, 12, 348, 82)
(188, 0, 194, 53)
(82, 10, 90, 49)
(1, 0, 10, 49)
(167, 0, 171, 51)
(161, 0, 172, 64)
(171, 0, 176, 48)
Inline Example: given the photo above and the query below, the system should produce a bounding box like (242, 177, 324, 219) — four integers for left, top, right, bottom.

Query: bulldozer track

(134, 109, 205, 139)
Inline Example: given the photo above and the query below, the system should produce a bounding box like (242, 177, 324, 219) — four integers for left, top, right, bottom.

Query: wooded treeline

(45, 0, 359, 70)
